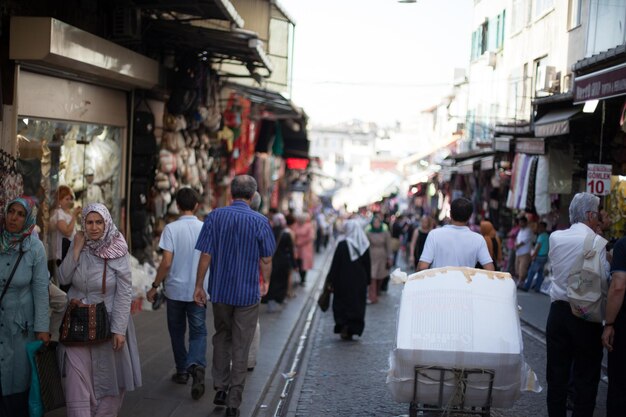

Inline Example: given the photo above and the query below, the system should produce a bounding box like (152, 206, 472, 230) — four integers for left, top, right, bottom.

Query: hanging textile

(525, 156, 538, 212)
(506, 154, 521, 209)
(0, 150, 25, 225)
(534, 156, 550, 216)
(516, 155, 532, 209)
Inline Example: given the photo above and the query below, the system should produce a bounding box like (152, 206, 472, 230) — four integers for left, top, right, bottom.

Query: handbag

(317, 280, 332, 312)
(27, 341, 65, 417)
(59, 260, 112, 345)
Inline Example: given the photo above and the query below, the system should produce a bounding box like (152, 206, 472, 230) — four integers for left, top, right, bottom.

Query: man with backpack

(545, 192, 610, 417)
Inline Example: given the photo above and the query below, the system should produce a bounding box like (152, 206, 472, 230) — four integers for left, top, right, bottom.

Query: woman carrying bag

(58, 203, 141, 417)
(0, 197, 50, 416)
(326, 219, 371, 341)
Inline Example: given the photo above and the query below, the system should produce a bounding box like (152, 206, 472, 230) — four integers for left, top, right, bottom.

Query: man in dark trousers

(546, 192, 609, 417)
(602, 235, 626, 417)
(193, 175, 275, 417)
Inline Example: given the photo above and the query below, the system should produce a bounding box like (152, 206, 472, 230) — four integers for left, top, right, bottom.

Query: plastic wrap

(387, 267, 541, 408)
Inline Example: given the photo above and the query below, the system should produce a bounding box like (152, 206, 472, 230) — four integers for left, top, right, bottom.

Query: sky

(279, 0, 474, 126)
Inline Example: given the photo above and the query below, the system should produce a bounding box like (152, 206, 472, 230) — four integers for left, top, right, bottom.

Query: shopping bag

(27, 341, 65, 417)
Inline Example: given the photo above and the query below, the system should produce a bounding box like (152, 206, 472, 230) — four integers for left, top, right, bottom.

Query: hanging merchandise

(0, 150, 25, 224)
(525, 157, 539, 212)
(272, 121, 284, 156)
(222, 93, 253, 175)
(506, 154, 536, 211)
(534, 156, 550, 216)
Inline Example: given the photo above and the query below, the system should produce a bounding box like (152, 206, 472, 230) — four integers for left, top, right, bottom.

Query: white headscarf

(338, 219, 370, 261)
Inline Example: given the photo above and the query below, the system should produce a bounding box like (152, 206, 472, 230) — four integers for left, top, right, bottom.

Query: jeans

(524, 256, 548, 291)
(166, 298, 208, 373)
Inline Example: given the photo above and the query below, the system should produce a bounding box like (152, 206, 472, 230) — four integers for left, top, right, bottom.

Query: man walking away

(147, 188, 208, 399)
(193, 175, 276, 417)
(602, 235, 626, 417)
(523, 221, 549, 292)
(546, 192, 609, 417)
(417, 197, 494, 271)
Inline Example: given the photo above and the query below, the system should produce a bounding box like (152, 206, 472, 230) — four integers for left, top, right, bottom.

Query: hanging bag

(27, 341, 65, 417)
(59, 259, 112, 345)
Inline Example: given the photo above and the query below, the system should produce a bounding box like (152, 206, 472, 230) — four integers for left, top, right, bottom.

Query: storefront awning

(132, 0, 244, 28)
(224, 82, 303, 118)
(534, 107, 583, 137)
(144, 20, 272, 75)
(10, 17, 159, 89)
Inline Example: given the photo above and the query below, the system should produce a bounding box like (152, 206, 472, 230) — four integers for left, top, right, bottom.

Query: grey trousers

(212, 302, 260, 408)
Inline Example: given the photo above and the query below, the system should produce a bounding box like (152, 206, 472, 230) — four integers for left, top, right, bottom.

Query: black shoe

(190, 365, 205, 400)
(247, 366, 255, 372)
(225, 407, 239, 417)
(213, 390, 228, 406)
(171, 372, 189, 384)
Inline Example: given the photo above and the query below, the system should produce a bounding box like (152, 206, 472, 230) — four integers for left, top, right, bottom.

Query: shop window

(16, 117, 123, 233)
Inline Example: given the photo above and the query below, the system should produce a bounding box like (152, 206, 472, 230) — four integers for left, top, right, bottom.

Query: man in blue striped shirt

(194, 175, 275, 417)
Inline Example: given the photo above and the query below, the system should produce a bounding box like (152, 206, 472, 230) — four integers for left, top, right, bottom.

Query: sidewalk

(516, 288, 551, 333)
(48, 249, 331, 417)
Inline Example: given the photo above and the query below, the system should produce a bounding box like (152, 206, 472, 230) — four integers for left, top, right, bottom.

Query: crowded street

(2, 1, 626, 417)
(41, 247, 607, 417)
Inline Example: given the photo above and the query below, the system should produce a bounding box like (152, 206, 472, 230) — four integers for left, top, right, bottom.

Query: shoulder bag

(59, 259, 112, 345)
(567, 232, 608, 323)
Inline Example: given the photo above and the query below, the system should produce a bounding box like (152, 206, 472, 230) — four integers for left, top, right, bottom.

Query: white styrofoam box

(387, 267, 523, 408)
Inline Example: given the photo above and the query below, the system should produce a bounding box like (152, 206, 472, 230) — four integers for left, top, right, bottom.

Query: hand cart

(409, 365, 495, 417)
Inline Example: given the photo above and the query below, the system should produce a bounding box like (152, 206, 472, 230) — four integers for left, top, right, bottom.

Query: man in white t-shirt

(417, 197, 494, 271)
(146, 188, 209, 400)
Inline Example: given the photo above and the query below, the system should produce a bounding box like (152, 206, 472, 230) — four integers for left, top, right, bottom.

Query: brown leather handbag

(59, 260, 112, 345)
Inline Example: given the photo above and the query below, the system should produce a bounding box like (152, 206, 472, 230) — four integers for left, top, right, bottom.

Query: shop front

(572, 46, 626, 238)
(5, 16, 159, 254)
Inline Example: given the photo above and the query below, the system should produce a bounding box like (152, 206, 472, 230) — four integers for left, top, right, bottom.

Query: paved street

(285, 256, 608, 417)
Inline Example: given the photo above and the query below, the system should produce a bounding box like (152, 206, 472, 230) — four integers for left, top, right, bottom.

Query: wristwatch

(151, 282, 159, 289)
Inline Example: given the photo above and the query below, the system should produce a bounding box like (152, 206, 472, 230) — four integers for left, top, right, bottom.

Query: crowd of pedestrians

(3, 175, 626, 417)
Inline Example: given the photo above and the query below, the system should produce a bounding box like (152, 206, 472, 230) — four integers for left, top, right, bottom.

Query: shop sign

(574, 63, 626, 104)
(586, 163, 612, 195)
(515, 138, 545, 155)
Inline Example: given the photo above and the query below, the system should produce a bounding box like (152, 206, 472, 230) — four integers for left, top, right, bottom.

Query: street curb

(252, 246, 334, 416)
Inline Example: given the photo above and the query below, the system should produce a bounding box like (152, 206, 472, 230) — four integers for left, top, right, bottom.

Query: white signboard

(586, 164, 612, 196)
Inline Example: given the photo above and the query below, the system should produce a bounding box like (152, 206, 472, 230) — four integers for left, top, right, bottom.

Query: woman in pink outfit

(292, 214, 315, 285)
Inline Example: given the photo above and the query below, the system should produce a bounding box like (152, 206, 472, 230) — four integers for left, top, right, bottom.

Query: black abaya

(326, 241, 371, 337)
(262, 229, 295, 304)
